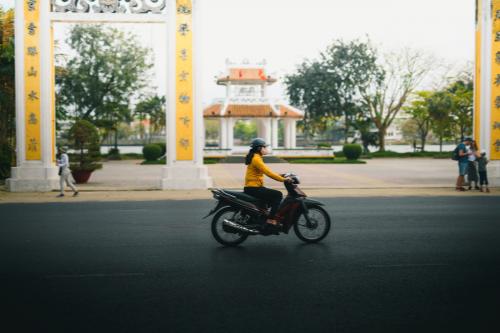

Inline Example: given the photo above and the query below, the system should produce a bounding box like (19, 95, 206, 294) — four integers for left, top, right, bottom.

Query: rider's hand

(284, 177, 293, 183)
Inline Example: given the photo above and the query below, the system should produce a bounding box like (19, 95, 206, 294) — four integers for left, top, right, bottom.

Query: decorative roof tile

(203, 104, 304, 119)
(225, 104, 275, 117)
(217, 68, 277, 84)
(203, 103, 223, 117)
(278, 105, 304, 118)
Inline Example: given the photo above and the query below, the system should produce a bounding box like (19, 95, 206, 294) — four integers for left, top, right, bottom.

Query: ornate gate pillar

(476, 0, 500, 178)
(7, 0, 58, 192)
(8, 0, 212, 191)
(161, 0, 212, 189)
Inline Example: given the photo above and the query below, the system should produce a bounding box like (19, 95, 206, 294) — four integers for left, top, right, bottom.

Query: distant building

(385, 111, 411, 143)
(203, 61, 304, 154)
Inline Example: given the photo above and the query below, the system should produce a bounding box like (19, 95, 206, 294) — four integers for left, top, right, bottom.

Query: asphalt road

(1, 197, 499, 333)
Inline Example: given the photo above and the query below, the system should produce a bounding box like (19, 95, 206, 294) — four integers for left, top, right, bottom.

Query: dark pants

(467, 161, 478, 183)
(479, 171, 489, 186)
(244, 186, 283, 218)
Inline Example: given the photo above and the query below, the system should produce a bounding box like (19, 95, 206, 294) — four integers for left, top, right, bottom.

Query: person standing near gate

(57, 147, 78, 197)
(477, 150, 490, 193)
(466, 140, 480, 190)
(455, 137, 472, 191)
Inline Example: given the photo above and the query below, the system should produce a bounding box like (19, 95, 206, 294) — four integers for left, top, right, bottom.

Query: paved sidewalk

(1, 158, 499, 203)
(81, 158, 500, 190)
(0, 187, 499, 204)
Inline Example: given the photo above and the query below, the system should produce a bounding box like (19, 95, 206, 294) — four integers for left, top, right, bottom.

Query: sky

(1, 0, 475, 105)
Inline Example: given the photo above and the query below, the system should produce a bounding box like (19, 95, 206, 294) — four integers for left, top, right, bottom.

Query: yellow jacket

(245, 153, 285, 187)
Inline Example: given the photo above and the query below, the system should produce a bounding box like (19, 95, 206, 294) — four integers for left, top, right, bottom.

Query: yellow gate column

(7, 0, 58, 192)
(492, 1, 500, 160)
(161, 0, 212, 189)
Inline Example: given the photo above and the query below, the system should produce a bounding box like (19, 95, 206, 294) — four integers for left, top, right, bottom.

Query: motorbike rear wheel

(294, 205, 331, 243)
(211, 207, 249, 246)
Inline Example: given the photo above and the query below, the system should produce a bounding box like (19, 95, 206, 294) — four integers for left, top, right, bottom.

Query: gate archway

(7, 0, 212, 192)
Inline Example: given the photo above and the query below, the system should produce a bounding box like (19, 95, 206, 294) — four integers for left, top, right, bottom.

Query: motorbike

(203, 173, 331, 246)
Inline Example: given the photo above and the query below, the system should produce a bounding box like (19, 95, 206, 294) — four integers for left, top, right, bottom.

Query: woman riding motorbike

(244, 138, 290, 227)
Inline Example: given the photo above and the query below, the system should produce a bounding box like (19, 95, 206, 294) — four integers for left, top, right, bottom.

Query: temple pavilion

(203, 61, 304, 155)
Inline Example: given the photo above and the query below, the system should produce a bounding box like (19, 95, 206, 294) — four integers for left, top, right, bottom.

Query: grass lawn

(103, 153, 144, 161)
(368, 151, 452, 159)
(141, 157, 222, 165)
(284, 157, 366, 164)
(334, 150, 452, 159)
(139, 150, 451, 165)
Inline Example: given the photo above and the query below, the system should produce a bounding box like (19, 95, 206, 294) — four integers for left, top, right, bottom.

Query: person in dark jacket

(477, 149, 490, 193)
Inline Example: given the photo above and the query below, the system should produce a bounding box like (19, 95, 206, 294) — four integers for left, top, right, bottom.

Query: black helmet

(250, 138, 268, 149)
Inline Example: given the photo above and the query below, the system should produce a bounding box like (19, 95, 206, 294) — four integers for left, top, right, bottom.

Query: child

(477, 150, 490, 193)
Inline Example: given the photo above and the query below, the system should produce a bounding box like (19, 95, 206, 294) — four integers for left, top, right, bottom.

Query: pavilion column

(226, 118, 234, 151)
(263, 118, 272, 149)
(256, 118, 264, 138)
(219, 118, 227, 149)
(290, 120, 297, 148)
(271, 118, 279, 149)
(284, 119, 291, 149)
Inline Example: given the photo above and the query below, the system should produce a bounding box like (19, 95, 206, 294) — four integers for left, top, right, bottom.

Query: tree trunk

(378, 128, 386, 152)
(114, 129, 118, 150)
(420, 133, 427, 152)
(439, 136, 443, 152)
(344, 114, 349, 144)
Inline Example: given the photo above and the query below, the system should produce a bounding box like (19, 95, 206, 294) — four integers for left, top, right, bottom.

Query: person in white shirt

(57, 147, 78, 197)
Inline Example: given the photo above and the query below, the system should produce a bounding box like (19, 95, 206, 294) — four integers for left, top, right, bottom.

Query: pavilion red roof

(217, 68, 277, 85)
(203, 104, 303, 119)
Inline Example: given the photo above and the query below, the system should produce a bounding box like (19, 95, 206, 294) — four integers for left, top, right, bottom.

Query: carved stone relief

(51, 0, 166, 14)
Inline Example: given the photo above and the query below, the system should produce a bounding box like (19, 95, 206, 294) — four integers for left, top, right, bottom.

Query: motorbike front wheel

(211, 207, 249, 246)
(294, 205, 331, 243)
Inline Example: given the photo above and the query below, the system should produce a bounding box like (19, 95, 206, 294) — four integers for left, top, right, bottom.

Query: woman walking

(57, 147, 79, 197)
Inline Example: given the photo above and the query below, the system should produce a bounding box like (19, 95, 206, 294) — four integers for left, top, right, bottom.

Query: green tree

(134, 95, 166, 140)
(204, 119, 219, 146)
(401, 119, 420, 146)
(0, 6, 15, 179)
(403, 91, 433, 151)
(285, 39, 382, 142)
(352, 115, 378, 153)
(428, 91, 454, 152)
(360, 49, 433, 151)
(68, 120, 102, 172)
(447, 79, 473, 141)
(56, 24, 152, 127)
(95, 101, 131, 150)
(234, 120, 257, 144)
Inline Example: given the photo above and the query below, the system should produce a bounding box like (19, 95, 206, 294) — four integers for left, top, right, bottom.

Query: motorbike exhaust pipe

(223, 219, 259, 235)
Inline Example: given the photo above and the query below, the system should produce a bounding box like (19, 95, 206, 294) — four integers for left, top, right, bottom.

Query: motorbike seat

(223, 190, 265, 207)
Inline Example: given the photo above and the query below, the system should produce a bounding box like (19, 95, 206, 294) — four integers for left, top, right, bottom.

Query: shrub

(317, 142, 331, 149)
(342, 144, 362, 160)
(0, 143, 14, 180)
(68, 120, 102, 172)
(155, 142, 166, 156)
(143, 144, 162, 161)
(107, 148, 121, 160)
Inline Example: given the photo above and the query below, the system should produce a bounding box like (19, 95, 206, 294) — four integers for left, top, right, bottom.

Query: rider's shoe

(266, 219, 282, 227)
